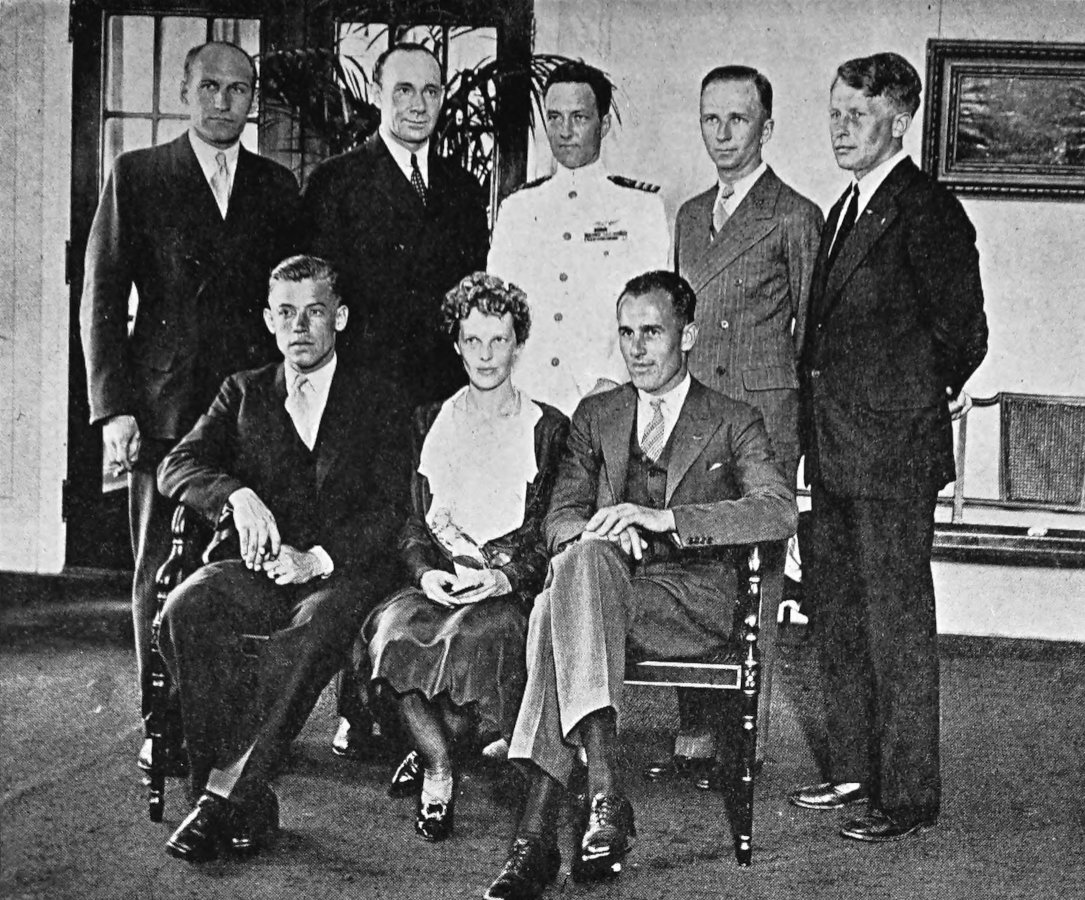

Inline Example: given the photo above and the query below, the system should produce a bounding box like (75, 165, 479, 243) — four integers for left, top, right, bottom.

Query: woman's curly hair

(440, 271, 531, 344)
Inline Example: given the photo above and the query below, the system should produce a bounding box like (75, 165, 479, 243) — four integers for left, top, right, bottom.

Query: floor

(1, 573, 1084, 900)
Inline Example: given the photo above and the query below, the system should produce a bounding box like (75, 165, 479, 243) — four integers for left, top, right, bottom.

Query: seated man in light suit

(484, 270, 797, 900)
(156, 255, 409, 862)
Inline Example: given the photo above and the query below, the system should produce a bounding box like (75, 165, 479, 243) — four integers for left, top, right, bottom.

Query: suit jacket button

(716, 366, 726, 376)
(811, 369, 821, 378)
(720, 319, 729, 329)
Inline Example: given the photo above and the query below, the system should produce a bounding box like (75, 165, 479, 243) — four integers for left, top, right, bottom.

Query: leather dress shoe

(841, 809, 936, 842)
(166, 793, 237, 863)
(572, 793, 636, 882)
(228, 785, 280, 857)
(415, 788, 455, 842)
(788, 781, 868, 810)
(138, 736, 189, 778)
(331, 717, 365, 760)
(484, 835, 561, 900)
(388, 750, 423, 798)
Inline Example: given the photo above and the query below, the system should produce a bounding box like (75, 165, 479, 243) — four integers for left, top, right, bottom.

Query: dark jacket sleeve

(156, 375, 247, 524)
(397, 403, 446, 584)
(80, 156, 137, 425)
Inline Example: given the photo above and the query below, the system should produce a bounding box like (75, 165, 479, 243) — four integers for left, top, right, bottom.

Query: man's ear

(681, 321, 699, 353)
(263, 308, 275, 334)
(334, 304, 349, 332)
(600, 111, 612, 142)
(892, 110, 913, 140)
(760, 117, 775, 147)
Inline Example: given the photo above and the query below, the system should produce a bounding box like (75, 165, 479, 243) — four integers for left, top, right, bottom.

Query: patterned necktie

(711, 182, 736, 236)
(640, 398, 666, 461)
(286, 373, 317, 450)
(828, 184, 859, 266)
(410, 153, 428, 205)
(210, 151, 230, 218)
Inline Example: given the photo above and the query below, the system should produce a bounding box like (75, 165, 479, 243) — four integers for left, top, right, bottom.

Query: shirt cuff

(309, 545, 334, 578)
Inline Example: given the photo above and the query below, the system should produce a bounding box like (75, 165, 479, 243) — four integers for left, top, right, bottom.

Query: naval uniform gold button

(551, 357, 560, 366)
(568, 190, 578, 199)
(554, 312, 563, 322)
(559, 272, 568, 282)
(563, 232, 572, 241)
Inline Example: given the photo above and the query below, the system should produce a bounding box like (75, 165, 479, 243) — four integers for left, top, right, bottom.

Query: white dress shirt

(188, 129, 239, 216)
(379, 123, 430, 187)
(715, 160, 768, 219)
(831, 148, 909, 246)
(636, 371, 692, 453)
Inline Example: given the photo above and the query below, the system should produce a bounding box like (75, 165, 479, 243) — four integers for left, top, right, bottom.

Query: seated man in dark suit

(156, 255, 409, 862)
(484, 271, 797, 900)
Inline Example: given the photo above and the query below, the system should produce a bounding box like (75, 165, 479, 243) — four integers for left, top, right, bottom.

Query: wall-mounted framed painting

(923, 39, 1085, 200)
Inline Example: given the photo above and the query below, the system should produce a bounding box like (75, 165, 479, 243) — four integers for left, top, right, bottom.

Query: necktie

(286, 373, 317, 450)
(828, 184, 859, 266)
(410, 153, 428, 205)
(640, 398, 666, 461)
(210, 151, 230, 218)
(711, 182, 736, 236)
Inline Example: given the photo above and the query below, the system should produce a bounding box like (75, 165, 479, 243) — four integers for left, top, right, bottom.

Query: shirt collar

(852, 148, 908, 215)
(551, 156, 608, 187)
(188, 128, 240, 180)
(287, 352, 337, 396)
(717, 160, 767, 211)
(637, 370, 692, 412)
(379, 123, 430, 185)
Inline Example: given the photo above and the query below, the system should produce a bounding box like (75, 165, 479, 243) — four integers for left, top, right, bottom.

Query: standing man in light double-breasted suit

(655, 65, 822, 783)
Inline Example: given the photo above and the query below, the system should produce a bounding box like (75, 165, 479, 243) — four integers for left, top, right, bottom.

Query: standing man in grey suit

(656, 66, 822, 783)
(302, 42, 489, 407)
(157, 256, 410, 863)
(79, 41, 299, 773)
(484, 270, 796, 900)
(303, 42, 489, 755)
(791, 53, 987, 842)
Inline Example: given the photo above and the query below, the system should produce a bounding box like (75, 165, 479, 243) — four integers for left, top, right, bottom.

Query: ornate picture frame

(923, 39, 1085, 200)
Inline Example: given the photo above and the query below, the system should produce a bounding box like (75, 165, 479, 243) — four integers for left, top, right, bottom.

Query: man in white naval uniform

(488, 61, 670, 416)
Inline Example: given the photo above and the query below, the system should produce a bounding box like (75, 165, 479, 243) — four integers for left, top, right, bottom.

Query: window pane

(157, 117, 189, 146)
(447, 27, 496, 73)
(103, 117, 153, 180)
(160, 17, 209, 115)
(337, 22, 386, 95)
(105, 15, 155, 113)
(213, 18, 260, 58)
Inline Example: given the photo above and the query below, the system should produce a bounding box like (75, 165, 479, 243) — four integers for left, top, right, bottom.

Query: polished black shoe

(166, 793, 236, 863)
(138, 736, 189, 778)
(415, 788, 455, 842)
(484, 835, 561, 900)
(643, 754, 693, 782)
(388, 750, 423, 798)
(331, 717, 365, 760)
(229, 785, 281, 857)
(788, 781, 868, 810)
(572, 793, 636, 882)
(840, 809, 937, 843)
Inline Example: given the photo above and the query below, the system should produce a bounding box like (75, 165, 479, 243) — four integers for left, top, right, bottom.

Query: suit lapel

(820, 159, 913, 315)
(599, 386, 637, 504)
(686, 169, 783, 294)
(665, 379, 714, 505)
(367, 135, 427, 223)
(168, 133, 227, 228)
(313, 366, 351, 494)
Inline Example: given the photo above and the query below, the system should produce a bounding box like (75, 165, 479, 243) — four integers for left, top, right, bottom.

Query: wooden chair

(625, 545, 763, 866)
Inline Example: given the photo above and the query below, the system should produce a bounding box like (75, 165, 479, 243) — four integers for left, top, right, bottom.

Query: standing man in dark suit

(790, 53, 987, 843)
(302, 41, 489, 406)
(156, 255, 409, 862)
(484, 271, 796, 900)
(78, 41, 299, 773)
(303, 41, 489, 755)
(657, 66, 822, 782)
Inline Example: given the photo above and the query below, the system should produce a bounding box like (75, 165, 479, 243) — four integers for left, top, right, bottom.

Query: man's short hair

(373, 42, 443, 87)
(441, 272, 532, 344)
(268, 255, 341, 303)
(834, 52, 921, 116)
(619, 270, 698, 327)
(701, 65, 773, 119)
(544, 61, 613, 119)
(182, 41, 257, 89)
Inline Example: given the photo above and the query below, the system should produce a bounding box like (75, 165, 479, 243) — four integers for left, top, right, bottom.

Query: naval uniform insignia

(608, 174, 661, 193)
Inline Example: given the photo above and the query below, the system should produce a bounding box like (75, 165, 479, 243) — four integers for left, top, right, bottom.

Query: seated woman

(364, 272, 568, 842)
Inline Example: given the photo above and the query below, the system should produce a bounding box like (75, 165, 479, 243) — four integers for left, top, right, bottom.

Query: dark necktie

(410, 153, 428, 205)
(828, 184, 859, 267)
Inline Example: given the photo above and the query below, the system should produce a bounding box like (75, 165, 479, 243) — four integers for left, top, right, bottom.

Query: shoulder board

(608, 175, 661, 193)
(511, 175, 552, 194)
